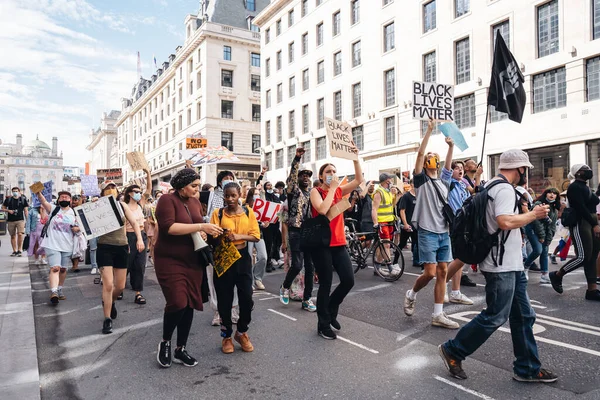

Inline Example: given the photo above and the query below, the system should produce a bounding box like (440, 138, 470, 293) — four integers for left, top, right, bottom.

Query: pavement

(6, 238, 600, 400)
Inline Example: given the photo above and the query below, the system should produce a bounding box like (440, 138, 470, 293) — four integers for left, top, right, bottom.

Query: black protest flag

(487, 32, 526, 123)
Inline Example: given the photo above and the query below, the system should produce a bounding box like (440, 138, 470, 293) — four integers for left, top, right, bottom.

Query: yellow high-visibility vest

(376, 187, 395, 223)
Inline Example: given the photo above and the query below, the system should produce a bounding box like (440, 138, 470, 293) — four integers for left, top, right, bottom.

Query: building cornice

(254, 0, 293, 27)
(86, 129, 116, 151)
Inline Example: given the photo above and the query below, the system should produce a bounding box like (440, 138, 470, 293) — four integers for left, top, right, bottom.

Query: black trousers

(214, 248, 254, 337)
(398, 229, 419, 265)
(311, 245, 354, 330)
(560, 216, 600, 284)
(282, 229, 314, 301)
(127, 231, 147, 291)
(162, 306, 194, 347)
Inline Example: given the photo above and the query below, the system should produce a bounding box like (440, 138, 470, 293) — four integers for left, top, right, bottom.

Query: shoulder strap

(449, 181, 457, 194)
(431, 179, 449, 206)
(242, 206, 250, 217)
(218, 208, 223, 222)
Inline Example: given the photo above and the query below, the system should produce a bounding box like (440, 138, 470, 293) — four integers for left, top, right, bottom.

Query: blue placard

(439, 122, 469, 152)
(31, 181, 53, 207)
(81, 175, 100, 197)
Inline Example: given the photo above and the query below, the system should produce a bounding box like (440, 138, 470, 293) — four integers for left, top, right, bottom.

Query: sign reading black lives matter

(412, 81, 455, 122)
(325, 117, 358, 161)
(74, 195, 125, 240)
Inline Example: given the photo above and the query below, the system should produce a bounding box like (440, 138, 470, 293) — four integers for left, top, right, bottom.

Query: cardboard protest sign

(325, 118, 358, 161)
(74, 195, 125, 240)
(81, 175, 100, 197)
(412, 81, 454, 122)
(159, 182, 172, 194)
(326, 198, 351, 221)
(181, 146, 241, 166)
(126, 152, 150, 172)
(439, 123, 469, 152)
(252, 198, 282, 223)
(186, 134, 207, 150)
(30, 181, 53, 207)
(96, 168, 123, 186)
(29, 182, 44, 194)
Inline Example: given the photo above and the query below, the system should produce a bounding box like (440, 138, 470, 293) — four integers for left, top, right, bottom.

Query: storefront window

(587, 139, 600, 191)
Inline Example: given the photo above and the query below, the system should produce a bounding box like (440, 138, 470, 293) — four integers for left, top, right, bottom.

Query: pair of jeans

(89, 237, 98, 269)
(213, 248, 254, 337)
(399, 229, 419, 265)
(283, 229, 314, 301)
(126, 231, 147, 291)
(524, 225, 548, 273)
(311, 245, 354, 330)
(248, 238, 267, 281)
(417, 228, 452, 264)
(443, 271, 541, 377)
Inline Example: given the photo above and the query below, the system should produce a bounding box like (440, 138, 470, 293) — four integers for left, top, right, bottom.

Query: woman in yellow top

(210, 182, 260, 354)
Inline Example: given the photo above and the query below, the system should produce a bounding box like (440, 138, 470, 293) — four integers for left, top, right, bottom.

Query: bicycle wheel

(350, 241, 365, 274)
(371, 240, 405, 282)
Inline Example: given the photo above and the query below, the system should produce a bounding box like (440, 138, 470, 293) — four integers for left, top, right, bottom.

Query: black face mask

(58, 200, 70, 208)
(580, 170, 593, 181)
(517, 168, 528, 186)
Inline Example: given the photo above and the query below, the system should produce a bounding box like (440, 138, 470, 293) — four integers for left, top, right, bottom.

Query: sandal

(135, 294, 146, 305)
(117, 292, 123, 300)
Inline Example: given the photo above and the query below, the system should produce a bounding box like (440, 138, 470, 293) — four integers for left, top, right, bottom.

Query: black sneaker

(102, 318, 113, 334)
(439, 344, 467, 380)
(549, 272, 563, 294)
(50, 292, 59, 305)
(157, 341, 172, 368)
(330, 319, 341, 331)
(585, 289, 600, 301)
(10, 252, 17, 257)
(173, 346, 198, 367)
(111, 303, 118, 319)
(16, 251, 22, 257)
(460, 275, 477, 287)
(513, 368, 558, 383)
(529, 263, 541, 272)
(318, 328, 337, 340)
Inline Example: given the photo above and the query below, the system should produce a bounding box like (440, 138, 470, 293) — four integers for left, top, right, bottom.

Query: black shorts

(97, 244, 129, 268)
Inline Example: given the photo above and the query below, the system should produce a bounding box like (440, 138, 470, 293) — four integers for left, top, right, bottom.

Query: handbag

(560, 207, 577, 228)
(299, 189, 331, 251)
(23, 235, 30, 251)
(431, 177, 456, 231)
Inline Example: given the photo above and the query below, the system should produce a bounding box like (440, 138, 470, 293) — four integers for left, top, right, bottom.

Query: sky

(0, 0, 200, 168)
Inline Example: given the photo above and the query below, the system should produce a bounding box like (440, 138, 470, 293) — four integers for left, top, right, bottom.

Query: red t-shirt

(312, 187, 346, 247)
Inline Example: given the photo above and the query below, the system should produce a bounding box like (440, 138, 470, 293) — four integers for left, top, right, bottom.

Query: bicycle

(344, 219, 404, 282)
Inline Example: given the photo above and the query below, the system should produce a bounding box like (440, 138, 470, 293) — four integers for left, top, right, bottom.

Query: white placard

(412, 81, 455, 122)
(74, 195, 125, 240)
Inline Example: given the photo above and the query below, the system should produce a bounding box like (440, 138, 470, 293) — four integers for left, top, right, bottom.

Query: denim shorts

(45, 248, 73, 269)
(418, 228, 453, 264)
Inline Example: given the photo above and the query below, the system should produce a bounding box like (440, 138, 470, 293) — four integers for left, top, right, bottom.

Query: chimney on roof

(52, 137, 58, 156)
(16, 134, 22, 153)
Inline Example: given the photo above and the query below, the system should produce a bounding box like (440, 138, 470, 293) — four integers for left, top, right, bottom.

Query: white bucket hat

(498, 149, 534, 170)
(567, 163, 588, 180)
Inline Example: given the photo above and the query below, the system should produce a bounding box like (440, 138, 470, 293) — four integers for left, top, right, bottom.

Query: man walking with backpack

(439, 149, 558, 383)
(2, 187, 29, 256)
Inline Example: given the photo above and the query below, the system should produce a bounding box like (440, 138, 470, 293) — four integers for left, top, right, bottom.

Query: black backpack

(450, 176, 517, 265)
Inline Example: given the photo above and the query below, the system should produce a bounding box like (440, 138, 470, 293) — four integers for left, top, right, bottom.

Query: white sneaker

(231, 306, 239, 324)
(432, 313, 459, 329)
(211, 311, 221, 326)
(403, 291, 416, 316)
(91, 267, 98, 275)
(540, 274, 551, 284)
(277, 259, 284, 267)
(254, 280, 265, 290)
(35, 259, 41, 265)
(449, 292, 474, 305)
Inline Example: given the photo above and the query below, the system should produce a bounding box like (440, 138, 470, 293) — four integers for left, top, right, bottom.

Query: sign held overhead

(412, 81, 454, 122)
(126, 152, 150, 172)
(325, 117, 358, 161)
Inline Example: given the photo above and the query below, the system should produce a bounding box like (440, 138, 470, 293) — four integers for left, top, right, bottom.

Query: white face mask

(221, 179, 233, 188)
(253, 195, 260, 200)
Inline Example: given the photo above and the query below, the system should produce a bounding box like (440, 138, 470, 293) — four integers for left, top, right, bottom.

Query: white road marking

(267, 309, 297, 321)
(531, 304, 547, 309)
(336, 335, 379, 354)
(434, 375, 496, 400)
(535, 313, 600, 332)
(357, 283, 392, 292)
(259, 296, 280, 301)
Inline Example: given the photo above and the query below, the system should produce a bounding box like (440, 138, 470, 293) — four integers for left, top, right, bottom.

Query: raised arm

(286, 148, 304, 195)
(444, 137, 454, 171)
(37, 192, 52, 213)
(256, 166, 268, 186)
(414, 120, 435, 175)
(140, 169, 152, 207)
(340, 146, 365, 196)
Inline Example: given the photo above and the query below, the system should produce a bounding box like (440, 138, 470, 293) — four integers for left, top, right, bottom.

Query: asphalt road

(30, 251, 600, 400)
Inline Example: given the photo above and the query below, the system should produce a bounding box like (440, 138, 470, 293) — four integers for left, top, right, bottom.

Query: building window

(187, 108, 191, 126)
(353, 83, 362, 117)
(266, 58, 271, 77)
(316, 0, 323, 5)
(266, 90, 271, 108)
(333, 11, 341, 36)
(384, 68, 395, 107)
(276, 51, 282, 70)
(288, 9, 295, 27)
(302, 0, 308, 17)
(316, 137, 326, 160)
(303, 104, 309, 134)
(352, 41, 361, 67)
(303, 68, 309, 91)
(351, 0, 360, 25)
(221, 132, 233, 151)
(196, 72, 201, 89)
(189, 81, 194, 95)
(317, 98, 325, 129)
(265, 121, 271, 145)
(317, 61, 325, 83)
(587, 56, 600, 101)
(455, 37, 470, 84)
(289, 76, 296, 97)
(303, 141, 312, 161)
(277, 116, 283, 141)
(492, 20, 510, 50)
(423, 51, 436, 82)
(594, 0, 600, 40)
(384, 116, 395, 145)
(454, 94, 476, 129)
(251, 53, 260, 67)
(221, 100, 233, 119)
(384, 22, 395, 52)
(178, 88, 183, 103)
(251, 74, 261, 91)
(265, 152, 271, 170)
(276, 19, 282, 36)
(252, 134, 261, 153)
(352, 126, 364, 151)
(333, 51, 342, 76)
(317, 22, 324, 46)
(423, 1, 436, 33)
(289, 110, 295, 137)
(455, 0, 469, 18)
(288, 42, 295, 63)
(533, 67, 567, 113)
(302, 33, 308, 55)
(178, 115, 182, 131)
(265, 28, 270, 44)
(252, 104, 261, 122)
(383, 0, 393, 5)
(537, 0, 559, 58)
(334, 91, 342, 121)
(223, 46, 231, 61)
(221, 70, 233, 87)
(277, 83, 283, 103)
(246, 0, 255, 11)
(197, 102, 201, 120)
(276, 149, 283, 169)
(287, 145, 296, 165)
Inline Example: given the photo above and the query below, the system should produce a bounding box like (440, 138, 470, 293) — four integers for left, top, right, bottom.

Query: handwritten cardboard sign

(159, 182, 172, 194)
(186, 135, 207, 149)
(81, 175, 100, 197)
(96, 168, 123, 186)
(326, 198, 351, 221)
(29, 182, 44, 194)
(31, 181, 53, 207)
(412, 81, 454, 122)
(252, 198, 282, 223)
(325, 117, 358, 160)
(126, 152, 150, 172)
(74, 195, 125, 240)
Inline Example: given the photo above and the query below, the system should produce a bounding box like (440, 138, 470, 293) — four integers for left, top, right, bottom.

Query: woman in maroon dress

(154, 168, 223, 368)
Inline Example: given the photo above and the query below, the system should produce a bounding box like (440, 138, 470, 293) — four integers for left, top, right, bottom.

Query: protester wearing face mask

(550, 164, 600, 301)
(2, 187, 29, 257)
(245, 188, 268, 290)
(263, 181, 284, 270)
